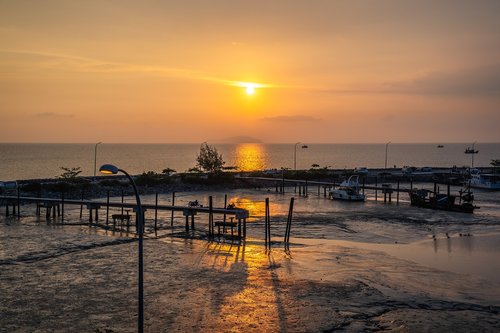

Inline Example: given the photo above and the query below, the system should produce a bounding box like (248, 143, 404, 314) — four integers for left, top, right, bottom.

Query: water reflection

(234, 144, 266, 171)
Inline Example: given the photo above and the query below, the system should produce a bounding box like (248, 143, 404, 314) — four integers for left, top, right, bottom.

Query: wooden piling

(396, 181, 400, 204)
(80, 189, 84, 219)
(209, 196, 213, 236)
(106, 191, 110, 226)
(61, 192, 64, 224)
(154, 192, 158, 237)
(284, 197, 295, 249)
(17, 188, 20, 219)
(223, 194, 227, 224)
(171, 192, 175, 227)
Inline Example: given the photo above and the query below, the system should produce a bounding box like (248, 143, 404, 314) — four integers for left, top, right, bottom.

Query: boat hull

(409, 191, 476, 213)
(330, 190, 365, 202)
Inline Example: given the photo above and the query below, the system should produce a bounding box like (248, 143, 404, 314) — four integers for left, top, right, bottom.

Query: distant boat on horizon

(437, 145, 444, 148)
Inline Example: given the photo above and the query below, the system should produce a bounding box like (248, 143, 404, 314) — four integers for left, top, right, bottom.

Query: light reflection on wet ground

(1, 184, 500, 331)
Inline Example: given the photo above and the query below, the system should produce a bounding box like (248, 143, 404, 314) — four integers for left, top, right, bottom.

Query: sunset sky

(1, 0, 499, 143)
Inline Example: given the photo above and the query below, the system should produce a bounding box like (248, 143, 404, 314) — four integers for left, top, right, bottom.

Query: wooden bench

(214, 217, 238, 237)
(112, 214, 131, 223)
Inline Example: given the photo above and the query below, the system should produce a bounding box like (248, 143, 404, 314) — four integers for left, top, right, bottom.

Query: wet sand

(1, 218, 499, 332)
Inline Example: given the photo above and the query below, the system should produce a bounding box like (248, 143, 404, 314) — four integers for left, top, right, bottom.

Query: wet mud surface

(1, 187, 500, 332)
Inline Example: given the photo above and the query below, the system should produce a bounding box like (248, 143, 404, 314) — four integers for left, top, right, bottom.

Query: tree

(58, 166, 82, 179)
(196, 143, 225, 173)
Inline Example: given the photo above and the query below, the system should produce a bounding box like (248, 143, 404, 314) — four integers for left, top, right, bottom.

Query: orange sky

(1, 0, 499, 143)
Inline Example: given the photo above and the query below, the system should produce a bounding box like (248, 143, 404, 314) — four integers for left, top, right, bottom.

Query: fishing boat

(409, 183, 478, 213)
(469, 173, 500, 190)
(329, 175, 365, 201)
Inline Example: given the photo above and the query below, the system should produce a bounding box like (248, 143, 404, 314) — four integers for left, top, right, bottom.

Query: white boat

(469, 173, 500, 190)
(329, 175, 366, 201)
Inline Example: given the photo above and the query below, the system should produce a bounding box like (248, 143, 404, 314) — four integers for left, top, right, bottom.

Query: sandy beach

(1, 186, 500, 332)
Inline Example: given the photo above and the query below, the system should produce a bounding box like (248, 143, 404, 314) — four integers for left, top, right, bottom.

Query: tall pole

(93, 142, 102, 177)
(472, 142, 476, 168)
(294, 142, 300, 171)
(119, 168, 144, 333)
(385, 141, 391, 169)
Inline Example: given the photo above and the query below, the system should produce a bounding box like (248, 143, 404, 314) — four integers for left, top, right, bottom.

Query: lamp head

(99, 164, 119, 175)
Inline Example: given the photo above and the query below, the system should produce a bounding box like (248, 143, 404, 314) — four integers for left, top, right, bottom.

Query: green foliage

(58, 166, 82, 180)
(196, 143, 225, 173)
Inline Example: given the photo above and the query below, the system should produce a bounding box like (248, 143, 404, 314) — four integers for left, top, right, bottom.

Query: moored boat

(409, 183, 478, 213)
(329, 175, 365, 201)
(469, 173, 500, 190)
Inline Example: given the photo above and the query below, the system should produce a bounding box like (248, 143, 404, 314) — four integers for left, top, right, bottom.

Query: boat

(469, 173, 500, 190)
(437, 145, 444, 148)
(465, 142, 478, 154)
(465, 147, 478, 154)
(329, 175, 365, 201)
(409, 183, 478, 213)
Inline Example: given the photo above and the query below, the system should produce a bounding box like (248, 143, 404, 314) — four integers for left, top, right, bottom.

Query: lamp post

(99, 164, 144, 333)
(93, 142, 102, 177)
(294, 142, 308, 171)
(385, 141, 391, 169)
(294, 142, 300, 171)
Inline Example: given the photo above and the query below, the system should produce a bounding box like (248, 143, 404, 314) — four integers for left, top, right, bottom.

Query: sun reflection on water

(234, 144, 267, 171)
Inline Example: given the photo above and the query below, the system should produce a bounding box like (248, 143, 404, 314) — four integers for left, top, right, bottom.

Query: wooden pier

(239, 176, 411, 203)
(0, 195, 250, 240)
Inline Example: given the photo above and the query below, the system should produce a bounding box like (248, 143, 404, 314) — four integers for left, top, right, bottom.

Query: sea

(1, 142, 499, 181)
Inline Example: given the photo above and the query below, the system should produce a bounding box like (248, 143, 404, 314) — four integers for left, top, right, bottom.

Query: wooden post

(396, 181, 400, 205)
(61, 192, 65, 224)
(282, 172, 285, 193)
(362, 179, 365, 195)
(154, 192, 158, 237)
(17, 188, 21, 219)
(80, 189, 84, 219)
(375, 177, 378, 201)
(264, 198, 269, 248)
(223, 194, 227, 224)
(171, 192, 175, 227)
(284, 197, 295, 247)
(209, 196, 213, 236)
(317, 185, 320, 196)
(305, 180, 308, 197)
(106, 191, 110, 226)
(185, 214, 189, 232)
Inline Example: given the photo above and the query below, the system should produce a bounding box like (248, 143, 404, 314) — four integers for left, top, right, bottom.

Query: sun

(245, 84, 256, 95)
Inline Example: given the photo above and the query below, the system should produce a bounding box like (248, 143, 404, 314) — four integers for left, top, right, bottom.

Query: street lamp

(93, 142, 102, 177)
(385, 141, 391, 169)
(294, 142, 308, 171)
(99, 164, 144, 333)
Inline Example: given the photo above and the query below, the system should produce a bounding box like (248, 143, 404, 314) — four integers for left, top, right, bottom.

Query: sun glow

(233, 81, 268, 95)
(246, 84, 256, 95)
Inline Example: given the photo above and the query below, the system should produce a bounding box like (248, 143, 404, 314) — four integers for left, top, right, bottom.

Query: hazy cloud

(35, 112, 75, 118)
(259, 115, 321, 122)
(384, 63, 500, 96)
